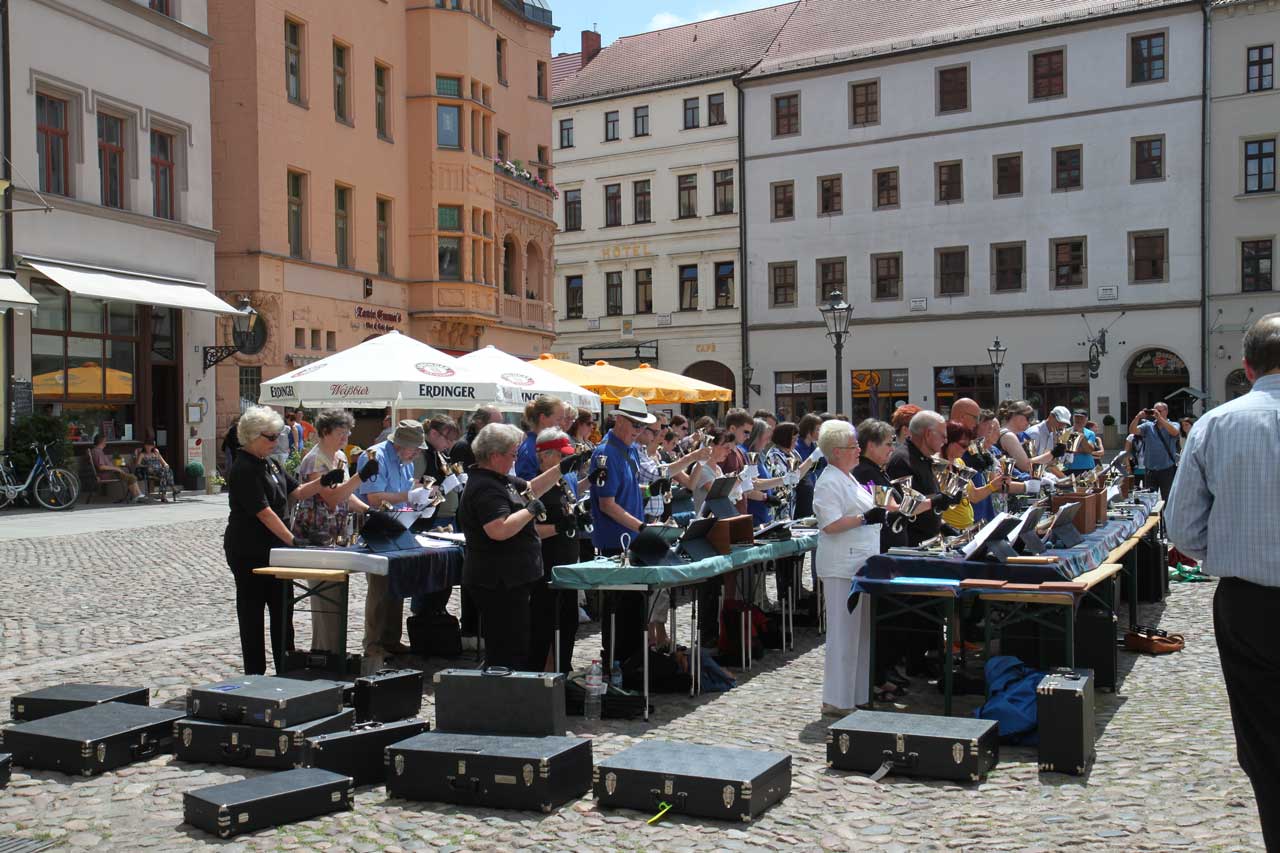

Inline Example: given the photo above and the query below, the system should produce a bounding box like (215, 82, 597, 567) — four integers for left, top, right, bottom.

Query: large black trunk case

(593, 741, 791, 823)
(827, 710, 999, 783)
(183, 767, 353, 838)
(433, 669, 566, 737)
(187, 675, 344, 729)
(1076, 607, 1118, 692)
(174, 709, 353, 769)
(1, 702, 183, 776)
(353, 669, 424, 723)
(385, 732, 591, 812)
(10, 683, 149, 722)
(303, 718, 428, 785)
(1037, 668, 1096, 775)
(0, 752, 10, 788)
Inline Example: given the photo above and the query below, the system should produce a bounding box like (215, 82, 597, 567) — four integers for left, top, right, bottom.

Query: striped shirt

(1165, 373, 1280, 587)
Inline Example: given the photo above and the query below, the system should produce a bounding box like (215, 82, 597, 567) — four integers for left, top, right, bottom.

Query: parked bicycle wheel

(33, 468, 79, 510)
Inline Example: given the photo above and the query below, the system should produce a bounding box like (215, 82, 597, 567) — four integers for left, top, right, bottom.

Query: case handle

(481, 666, 512, 677)
(131, 740, 161, 759)
(220, 743, 251, 758)
(217, 703, 246, 723)
(447, 776, 480, 793)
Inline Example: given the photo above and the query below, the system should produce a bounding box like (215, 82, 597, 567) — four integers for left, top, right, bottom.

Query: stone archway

(1225, 368, 1251, 401)
(525, 240, 545, 301)
(501, 235, 521, 296)
(684, 360, 735, 419)
(1126, 347, 1191, 419)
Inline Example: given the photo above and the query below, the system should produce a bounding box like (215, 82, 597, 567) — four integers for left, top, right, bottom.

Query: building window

(559, 118, 573, 148)
(713, 169, 734, 215)
(875, 168, 899, 209)
(605, 271, 623, 316)
(333, 43, 350, 123)
(818, 175, 842, 215)
(938, 65, 968, 112)
(992, 243, 1025, 292)
(773, 93, 799, 136)
(1130, 32, 1166, 84)
(148, 0, 171, 14)
(438, 236, 461, 280)
(311, 329, 321, 350)
(566, 275, 583, 318)
(496, 37, 507, 83)
(326, 331, 337, 351)
(1031, 49, 1065, 99)
(679, 264, 698, 310)
(97, 114, 125, 209)
(817, 258, 845, 302)
(604, 110, 619, 142)
(683, 97, 699, 129)
(285, 18, 304, 104)
(937, 247, 967, 296)
(771, 181, 794, 220)
(1242, 239, 1273, 292)
(633, 180, 651, 223)
(635, 269, 653, 313)
(633, 106, 649, 137)
(437, 204, 461, 231)
(334, 185, 351, 268)
(604, 184, 621, 227)
(563, 189, 581, 231)
(1248, 45, 1274, 93)
(769, 262, 796, 307)
(36, 93, 70, 196)
(1134, 136, 1164, 181)
(1023, 362, 1091, 417)
(435, 75, 461, 97)
(150, 130, 175, 220)
(1131, 230, 1168, 282)
(373, 64, 391, 140)
(1054, 146, 1082, 191)
(536, 61, 547, 99)
(497, 131, 509, 160)
(678, 174, 697, 219)
(287, 170, 306, 258)
(872, 253, 901, 300)
(707, 93, 725, 126)
(774, 370, 827, 420)
(995, 153, 1021, 197)
(239, 366, 262, 408)
(714, 261, 734, 308)
(936, 161, 962, 202)
(536, 145, 549, 182)
(294, 327, 305, 348)
(1245, 138, 1275, 193)
(436, 104, 461, 148)
(849, 80, 878, 126)
(849, 367, 910, 422)
(376, 198, 391, 274)
(1051, 237, 1087, 289)
(935, 365, 995, 412)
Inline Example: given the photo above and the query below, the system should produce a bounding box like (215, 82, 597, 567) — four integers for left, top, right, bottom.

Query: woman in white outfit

(813, 419, 889, 715)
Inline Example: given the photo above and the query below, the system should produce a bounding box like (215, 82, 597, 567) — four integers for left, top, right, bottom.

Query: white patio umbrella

(458, 345, 602, 412)
(258, 331, 518, 410)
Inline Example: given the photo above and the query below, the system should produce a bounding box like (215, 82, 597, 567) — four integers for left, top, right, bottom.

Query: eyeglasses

(834, 444, 859, 450)
(260, 432, 279, 443)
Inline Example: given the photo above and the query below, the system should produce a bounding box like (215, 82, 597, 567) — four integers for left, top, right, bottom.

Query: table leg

(642, 590, 650, 722)
(943, 598, 955, 717)
(610, 610, 616, 675)
(867, 590, 878, 705)
(335, 582, 350, 674)
(1126, 550, 1138, 629)
(1065, 602, 1076, 669)
(275, 580, 292, 676)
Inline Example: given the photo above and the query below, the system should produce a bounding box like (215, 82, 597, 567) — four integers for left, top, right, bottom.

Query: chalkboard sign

(9, 379, 33, 426)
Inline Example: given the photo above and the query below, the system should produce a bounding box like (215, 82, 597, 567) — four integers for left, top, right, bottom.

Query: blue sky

(549, 0, 785, 56)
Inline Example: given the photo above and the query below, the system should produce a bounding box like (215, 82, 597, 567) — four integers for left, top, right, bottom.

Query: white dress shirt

(812, 465, 880, 581)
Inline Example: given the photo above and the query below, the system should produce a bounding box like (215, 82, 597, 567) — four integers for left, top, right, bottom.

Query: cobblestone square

(0, 501, 1264, 851)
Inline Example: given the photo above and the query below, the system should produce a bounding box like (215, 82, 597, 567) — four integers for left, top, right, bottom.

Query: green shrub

(184, 461, 205, 478)
(8, 413, 72, 474)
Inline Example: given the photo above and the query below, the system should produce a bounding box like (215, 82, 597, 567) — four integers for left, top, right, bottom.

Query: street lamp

(203, 296, 261, 372)
(986, 337, 1008, 405)
(742, 364, 760, 405)
(819, 291, 854, 415)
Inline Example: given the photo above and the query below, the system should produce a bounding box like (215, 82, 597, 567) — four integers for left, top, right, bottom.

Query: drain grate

(0, 838, 57, 853)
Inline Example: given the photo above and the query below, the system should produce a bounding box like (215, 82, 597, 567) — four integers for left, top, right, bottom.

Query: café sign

(355, 306, 404, 333)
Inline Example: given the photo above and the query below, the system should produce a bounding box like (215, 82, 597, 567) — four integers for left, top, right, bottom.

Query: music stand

(361, 509, 422, 552)
(1009, 506, 1047, 555)
(1045, 502, 1084, 548)
(679, 516, 719, 562)
(702, 476, 740, 520)
(961, 513, 1023, 561)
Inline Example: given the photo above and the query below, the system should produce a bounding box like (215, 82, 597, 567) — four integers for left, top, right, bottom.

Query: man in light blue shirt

(1128, 401, 1179, 500)
(1166, 312, 1280, 850)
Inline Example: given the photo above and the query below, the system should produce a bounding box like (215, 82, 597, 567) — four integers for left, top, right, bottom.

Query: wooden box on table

(1051, 492, 1097, 534)
(708, 515, 753, 555)
(1092, 488, 1108, 523)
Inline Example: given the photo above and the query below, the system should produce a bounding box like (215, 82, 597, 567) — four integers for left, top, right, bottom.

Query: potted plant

(184, 461, 205, 492)
(206, 472, 225, 496)
(1101, 413, 1119, 449)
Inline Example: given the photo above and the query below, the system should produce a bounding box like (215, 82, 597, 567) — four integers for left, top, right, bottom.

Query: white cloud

(647, 1, 777, 32)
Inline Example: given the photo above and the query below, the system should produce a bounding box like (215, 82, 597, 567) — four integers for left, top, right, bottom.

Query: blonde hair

(817, 419, 856, 457)
(237, 405, 284, 446)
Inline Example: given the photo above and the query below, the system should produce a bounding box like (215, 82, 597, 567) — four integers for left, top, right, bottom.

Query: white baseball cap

(1050, 405, 1072, 423)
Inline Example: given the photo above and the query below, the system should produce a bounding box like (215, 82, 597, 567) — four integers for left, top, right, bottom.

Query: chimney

(581, 30, 601, 68)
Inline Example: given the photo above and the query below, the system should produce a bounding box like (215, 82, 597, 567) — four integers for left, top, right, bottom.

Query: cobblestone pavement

(0, 515, 1264, 851)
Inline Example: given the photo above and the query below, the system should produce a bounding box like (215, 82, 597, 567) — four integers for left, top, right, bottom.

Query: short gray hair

(563, 404, 577, 423)
(817, 418, 856, 457)
(746, 418, 770, 451)
(472, 422, 524, 463)
(238, 405, 284, 446)
(855, 418, 894, 448)
(314, 408, 354, 437)
(536, 427, 569, 458)
(909, 410, 944, 439)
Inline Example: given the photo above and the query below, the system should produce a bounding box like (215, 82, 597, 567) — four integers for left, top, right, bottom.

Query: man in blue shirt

(1127, 401, 1179, 500)
(1062, 408, 1101, 473)
(1166, 312, 1280, 851)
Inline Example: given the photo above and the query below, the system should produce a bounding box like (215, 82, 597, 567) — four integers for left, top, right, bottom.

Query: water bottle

(610, 661, 623, 690)
(584, 660, 603, 721)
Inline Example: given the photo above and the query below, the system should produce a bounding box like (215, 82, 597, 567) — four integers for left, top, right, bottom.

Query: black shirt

(457, 466, 542, 590)
(450, 433, 477, 470)
(538, 482, 579, 580)
(852, 459, 908, 552)
(886, 440, 941, 545)
(225, 449, 297, 561)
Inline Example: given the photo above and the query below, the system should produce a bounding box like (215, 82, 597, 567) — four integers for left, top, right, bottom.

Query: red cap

(536, 436, 576, 456)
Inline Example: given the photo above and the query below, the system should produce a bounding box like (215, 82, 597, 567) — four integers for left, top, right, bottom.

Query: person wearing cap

(1062, 408, 1101, 473)
(529, 428, 583, 673)
(588, 395, 652, 670)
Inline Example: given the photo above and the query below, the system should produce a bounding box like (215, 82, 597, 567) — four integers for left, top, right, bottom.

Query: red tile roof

(745, 0, 1193, 80)
(551, 52, 583, 96)
(552, 2, 798, 105)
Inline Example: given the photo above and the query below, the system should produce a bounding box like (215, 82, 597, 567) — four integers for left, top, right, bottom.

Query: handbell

(591, 454, 608, 487)
(872, 484, 899, 508)
(522, 486, 547, 522)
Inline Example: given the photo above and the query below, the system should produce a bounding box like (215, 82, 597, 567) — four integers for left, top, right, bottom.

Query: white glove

(729, 483, 744, 503)
(783, 471, 801, 487)
(441, 473, 463, 495)
(1024, 479, 1042, 496)
(408, 486, 432, 509)
(458, 473, 468, 486)
(809, 446, 824, 463)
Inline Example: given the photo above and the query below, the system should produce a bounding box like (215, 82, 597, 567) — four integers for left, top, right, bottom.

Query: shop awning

(0, 273, 38, 313)
(26, 259, 241, 315)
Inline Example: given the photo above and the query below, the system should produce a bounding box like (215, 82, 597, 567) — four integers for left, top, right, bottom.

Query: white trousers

(822, 577, 871, 710)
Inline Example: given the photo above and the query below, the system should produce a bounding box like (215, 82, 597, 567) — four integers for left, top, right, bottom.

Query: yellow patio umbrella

(527, 354, 658, 404)
(631, 363, 733, 403)
(33, 363, 134, 400)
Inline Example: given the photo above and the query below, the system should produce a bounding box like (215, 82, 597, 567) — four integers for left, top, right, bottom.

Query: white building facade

(742, 0, 1205, 426)
(7, 0, 229, 473)
(1207, 0, 1280, 405)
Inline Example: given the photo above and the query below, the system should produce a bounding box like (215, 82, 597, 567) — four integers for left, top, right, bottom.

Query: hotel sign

(600, 243, 651, 260)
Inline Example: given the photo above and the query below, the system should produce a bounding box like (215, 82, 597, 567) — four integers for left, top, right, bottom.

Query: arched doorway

(684, 360, 734, 420)
(1126, 348, 1191, 419)
(525, 241, 544, 301)
(501, 235, 520, 296)
(1225, 368, 1252, 401)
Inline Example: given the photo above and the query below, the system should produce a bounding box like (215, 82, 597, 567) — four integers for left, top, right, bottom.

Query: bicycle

(0, 442, 81, 510)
